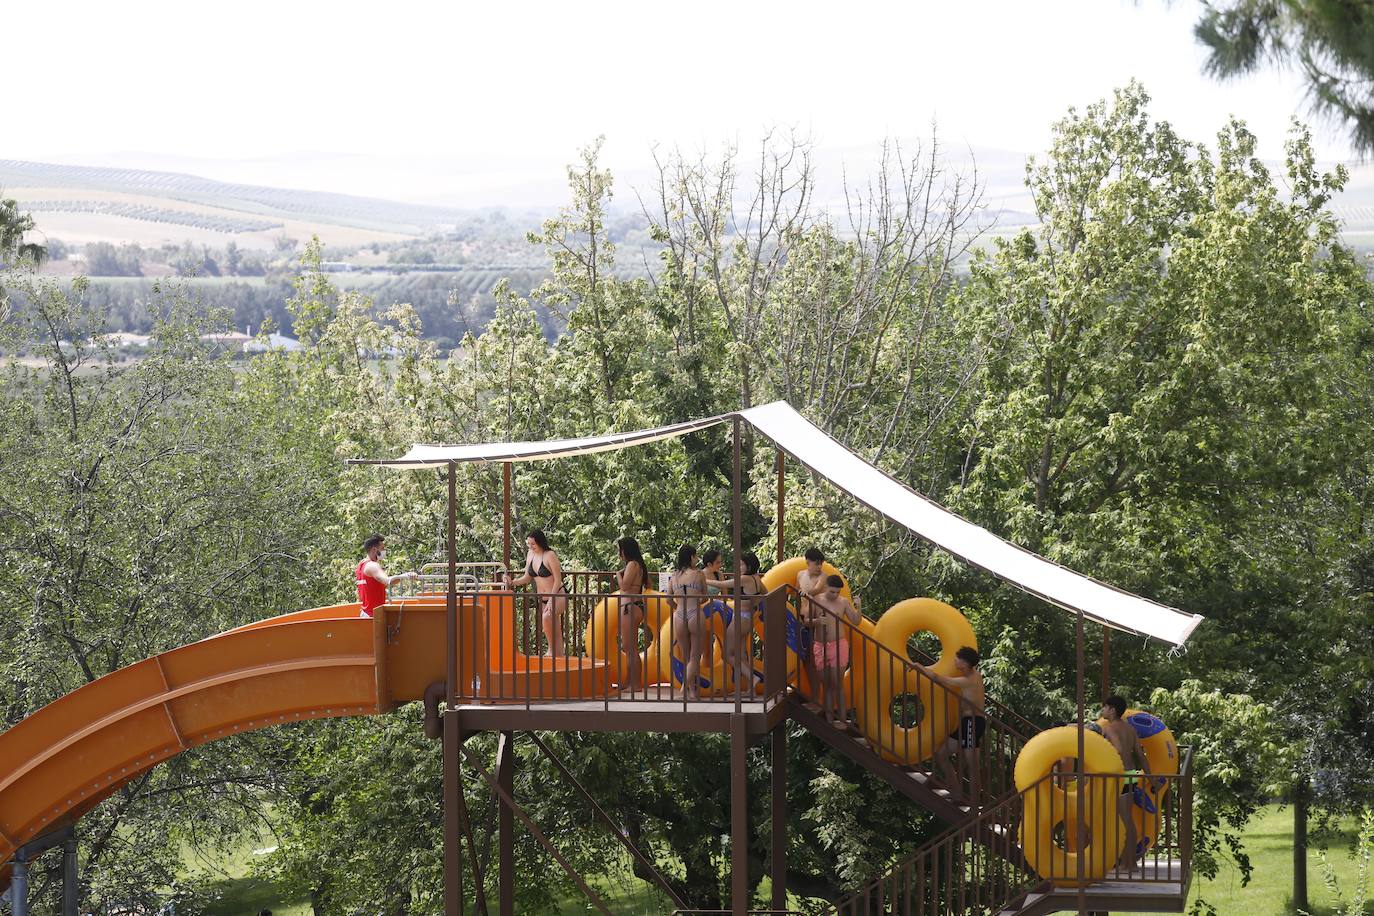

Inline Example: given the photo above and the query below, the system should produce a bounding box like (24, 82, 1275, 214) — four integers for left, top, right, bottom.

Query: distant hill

(0, 159, 473, 249)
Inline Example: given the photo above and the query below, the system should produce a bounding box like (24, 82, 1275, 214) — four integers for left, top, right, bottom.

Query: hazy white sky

(7, 0, 1356, 205)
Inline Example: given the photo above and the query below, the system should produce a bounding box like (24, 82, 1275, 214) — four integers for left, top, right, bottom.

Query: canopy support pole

(775, 447, 785, 564)
(1102, 628, 1111, 699)
(1076, 606, 1086, 915)
(502, 462, 512, 574)
(444, 461, 463, 916)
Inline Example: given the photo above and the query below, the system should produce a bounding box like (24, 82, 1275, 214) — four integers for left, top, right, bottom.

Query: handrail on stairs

(791, 590, 1033, 805)
(831, 746, 1196, 915)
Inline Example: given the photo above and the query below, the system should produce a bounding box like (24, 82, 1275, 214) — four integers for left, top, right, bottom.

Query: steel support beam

(62, 835, 77, 916)
(730, 712, 749, 916)
(776, 447, 785, 563)
(731, 416, 743, 714)
(444, 708, 464, 916)
(771, 722, 787, 912)
(10, 858, 28, 916)
(502, 462, 512, 574)
(8, 825, 78, 916)
(498, 731, 514, 916)
(1102, 628, 1111, 699)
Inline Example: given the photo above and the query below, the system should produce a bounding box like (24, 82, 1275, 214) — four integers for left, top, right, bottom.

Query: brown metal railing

(831, 745, 1194, 914)
(415, 570, 798, 712)
(798, 594, 1032, 805)
(833, 770, 1047, 915)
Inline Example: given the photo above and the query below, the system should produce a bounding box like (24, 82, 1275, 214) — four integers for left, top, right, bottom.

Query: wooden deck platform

(453, 696, 786, 734)
(1004, 861, 1190, 915)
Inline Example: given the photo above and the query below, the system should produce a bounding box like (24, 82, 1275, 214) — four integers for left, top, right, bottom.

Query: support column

(444, 708, 464, 916)
(62, 835, 78, 916)
(498, 731, 515, 916)
(10, 856, 28, 916)
(730, 713, 749, 916)
(771, 724, 787, 912)
(732, 417, 744, 713)
(447, 462, 458, 703)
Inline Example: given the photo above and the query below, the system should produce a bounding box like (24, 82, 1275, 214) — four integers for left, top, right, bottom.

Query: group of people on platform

(353, 531, 989, 770)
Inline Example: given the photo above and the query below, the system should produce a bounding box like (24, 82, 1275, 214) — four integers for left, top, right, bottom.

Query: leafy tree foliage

(1195, 0, 1374, 153)
(3, 83, 1372, 915)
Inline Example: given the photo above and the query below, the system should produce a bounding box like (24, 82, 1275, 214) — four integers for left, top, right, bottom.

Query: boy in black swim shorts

(920, 646, 986, 803)
(954, 711, 987, 749)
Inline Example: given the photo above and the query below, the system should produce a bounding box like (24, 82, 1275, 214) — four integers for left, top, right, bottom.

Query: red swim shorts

(811, 638, 850, 669)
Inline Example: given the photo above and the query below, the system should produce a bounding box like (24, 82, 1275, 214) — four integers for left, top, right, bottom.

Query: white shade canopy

(354, 400, 1204, 646)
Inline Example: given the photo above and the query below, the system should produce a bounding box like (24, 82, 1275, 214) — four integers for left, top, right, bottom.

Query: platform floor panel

(451, 696, 785, 734)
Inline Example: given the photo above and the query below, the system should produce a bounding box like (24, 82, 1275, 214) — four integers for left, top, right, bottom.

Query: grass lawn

(181, 803, 1368, 915)
(180, 832, 311, 916)
(1125, 804, 1371, 916)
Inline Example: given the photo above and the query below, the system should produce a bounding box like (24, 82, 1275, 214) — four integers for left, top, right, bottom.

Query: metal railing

(405, 567, 799, 712)
(834, 770, 1047, 915)
(831, 746, 1194, 914)
(799, 595, 1032, 805)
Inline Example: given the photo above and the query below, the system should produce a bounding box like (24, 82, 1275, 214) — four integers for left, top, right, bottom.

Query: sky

(6, 0, 1359, 208)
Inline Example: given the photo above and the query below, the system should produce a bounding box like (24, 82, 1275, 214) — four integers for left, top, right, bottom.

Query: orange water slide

(0, 597, 483, 867)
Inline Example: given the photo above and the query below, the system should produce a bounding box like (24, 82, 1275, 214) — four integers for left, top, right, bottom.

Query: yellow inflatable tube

(1014, 726, 1126, 884)
(856, 598, 975, 765)
(761, 556, 852, 599)
(583, 590, 671, 686)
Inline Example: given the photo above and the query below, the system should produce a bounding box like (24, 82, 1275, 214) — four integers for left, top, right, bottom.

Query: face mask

(379, 550, 387, 561)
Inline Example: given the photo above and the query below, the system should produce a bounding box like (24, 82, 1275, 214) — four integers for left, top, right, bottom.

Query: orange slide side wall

(0, 600, 456, 866)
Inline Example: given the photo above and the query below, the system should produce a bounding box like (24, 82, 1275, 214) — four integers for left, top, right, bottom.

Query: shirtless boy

(921, 646, 986, 802)
(1101, 695, 1151, 870)
(807, 574, 861, 725)
(795, 548, 829, 689)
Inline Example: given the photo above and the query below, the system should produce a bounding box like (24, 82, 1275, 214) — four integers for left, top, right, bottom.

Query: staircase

(780, 592, 1193, 916)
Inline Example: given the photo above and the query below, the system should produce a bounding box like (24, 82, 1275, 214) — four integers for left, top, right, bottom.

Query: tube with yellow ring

(1014, 726, 1126, 884)
(648, 615, 729, 696)
(856, 598, 975, 765)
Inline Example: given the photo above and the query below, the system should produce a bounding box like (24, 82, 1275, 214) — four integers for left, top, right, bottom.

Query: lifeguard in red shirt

(355, 534, 417, 617)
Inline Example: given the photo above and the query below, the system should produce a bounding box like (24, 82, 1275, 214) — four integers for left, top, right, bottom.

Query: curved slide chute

(0, 597, 475, 867)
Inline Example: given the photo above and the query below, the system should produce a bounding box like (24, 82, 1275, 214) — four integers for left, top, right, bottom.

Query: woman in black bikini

(615, 536, 650, 691)
(707, 551, 765, 699)
(503, 529, 567, 656)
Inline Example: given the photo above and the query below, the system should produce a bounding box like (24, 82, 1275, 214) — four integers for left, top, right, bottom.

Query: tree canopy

(2, 83, 1371, 914)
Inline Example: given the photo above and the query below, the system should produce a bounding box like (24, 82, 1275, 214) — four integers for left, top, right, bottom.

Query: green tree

(0, 269, 348, 913)
(951, 81, 1374, 912)
(0, 192, 45, 267)
(1194, 0, 1374, 154)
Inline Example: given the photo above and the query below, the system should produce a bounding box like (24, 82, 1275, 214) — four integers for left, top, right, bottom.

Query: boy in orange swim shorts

(807, 574, 861, 726)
